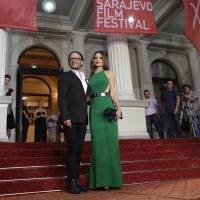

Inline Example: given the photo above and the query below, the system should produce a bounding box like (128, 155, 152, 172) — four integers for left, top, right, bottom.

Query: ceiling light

(128, 17, 134, 23)
(30, 64, 38, 68)
(42, 0, 56, 13)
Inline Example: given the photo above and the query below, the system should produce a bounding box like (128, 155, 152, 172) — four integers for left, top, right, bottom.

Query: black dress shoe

(103, 187, 111, 191)
(98, 187, 111, 191)
(76, 180, 89, 192)
(68, 179, 83, 194)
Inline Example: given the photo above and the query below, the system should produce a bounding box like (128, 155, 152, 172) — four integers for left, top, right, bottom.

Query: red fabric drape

(0, 0, 37, 31)
(93, 0, 158, 34)
(184, 0, 200, 51)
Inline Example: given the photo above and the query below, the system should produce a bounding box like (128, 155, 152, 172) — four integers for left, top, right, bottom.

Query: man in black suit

(58, 51, 88, 194)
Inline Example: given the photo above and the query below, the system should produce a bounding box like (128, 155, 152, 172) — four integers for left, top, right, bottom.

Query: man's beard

(70, 65, 82, 70)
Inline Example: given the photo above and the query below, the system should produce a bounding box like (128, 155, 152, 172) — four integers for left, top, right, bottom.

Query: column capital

(107, 33, 127, 43)
(134, 40, 150, 48)
(71, 33, 86, 41)
(129, 47, 136, 52)
(186, 47, 197, 55)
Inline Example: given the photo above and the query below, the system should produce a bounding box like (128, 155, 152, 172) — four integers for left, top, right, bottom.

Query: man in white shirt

(58, 51, 88, 194)
(46, 108, 58, 142)
(144, 90, 164, 139)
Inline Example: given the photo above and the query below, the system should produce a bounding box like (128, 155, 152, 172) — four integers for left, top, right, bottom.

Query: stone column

(71, 34, 86, 74)
(135, 41, 154, 98)
(129, 48, 141, 100)
(0, 29, 7, 96)
(107, 33, 136, 100)
(187, 47, 200, 102)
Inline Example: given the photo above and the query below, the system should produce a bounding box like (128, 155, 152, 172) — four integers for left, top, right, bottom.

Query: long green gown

(88, 71, 123, 189)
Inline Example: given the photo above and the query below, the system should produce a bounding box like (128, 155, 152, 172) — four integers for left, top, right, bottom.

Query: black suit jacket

(58, 70, 88, 124)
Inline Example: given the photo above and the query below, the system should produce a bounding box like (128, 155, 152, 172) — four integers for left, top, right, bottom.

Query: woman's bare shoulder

(105, 70, 114, 77)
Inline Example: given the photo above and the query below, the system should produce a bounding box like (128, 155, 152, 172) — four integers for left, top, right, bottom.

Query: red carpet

(0, 138, 200, 196)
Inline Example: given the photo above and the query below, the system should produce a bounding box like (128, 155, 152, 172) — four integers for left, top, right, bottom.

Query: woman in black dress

(34, 101, 47, 142)
(4, 74, 13, 97)
(22, 99, 31, 142)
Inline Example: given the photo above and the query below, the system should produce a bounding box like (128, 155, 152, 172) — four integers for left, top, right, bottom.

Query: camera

(159, 82, 167, 91)
(179, 84, 189, 96)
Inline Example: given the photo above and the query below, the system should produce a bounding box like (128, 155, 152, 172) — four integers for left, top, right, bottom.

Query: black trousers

(22, 120, 29, 142)
(165, 112, 183, 138)
(64, 121, 87, 181)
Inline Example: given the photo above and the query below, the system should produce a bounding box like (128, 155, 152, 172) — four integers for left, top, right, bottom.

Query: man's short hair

(143, 89, 149, 94)
(167, 80, 173, 84)
(46, 107, 52, 111)
(186, 85, 192, 89)
(5, 74, 11, 80)
(68, 51, 84, 62)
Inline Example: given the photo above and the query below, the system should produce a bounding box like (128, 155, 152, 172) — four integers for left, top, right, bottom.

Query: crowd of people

(4, 50, 200, 194)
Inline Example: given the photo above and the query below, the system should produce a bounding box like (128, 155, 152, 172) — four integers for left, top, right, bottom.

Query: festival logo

(93, 0, 158, 34)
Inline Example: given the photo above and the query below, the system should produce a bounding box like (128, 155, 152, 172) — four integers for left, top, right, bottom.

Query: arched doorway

(150, 60, 179, 98)
(19, 47, 60, 69)
(16, 47, 60, 142)
(150, 60, 180, 138)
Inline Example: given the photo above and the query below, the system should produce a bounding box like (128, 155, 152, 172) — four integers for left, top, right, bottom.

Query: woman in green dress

(88, 51, 123, 190)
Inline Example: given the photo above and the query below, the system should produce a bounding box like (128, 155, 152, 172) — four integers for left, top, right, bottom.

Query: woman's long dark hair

(90, 51, 109, 76)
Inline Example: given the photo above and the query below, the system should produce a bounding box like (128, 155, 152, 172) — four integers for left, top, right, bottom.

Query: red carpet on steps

(0, 138, 200, 196)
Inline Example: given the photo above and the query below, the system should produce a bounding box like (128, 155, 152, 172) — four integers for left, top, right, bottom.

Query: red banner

(0, 0, 37, 31)
(184, 0, 200, 51)
(93, 0, 158, 34)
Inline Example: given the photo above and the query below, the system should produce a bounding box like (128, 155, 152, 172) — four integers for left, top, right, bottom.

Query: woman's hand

(116, 109, 122, 119)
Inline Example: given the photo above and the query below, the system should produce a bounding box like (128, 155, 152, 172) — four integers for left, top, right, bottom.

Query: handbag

(7, 110, 16, 129)
(104, 107, 123, 121)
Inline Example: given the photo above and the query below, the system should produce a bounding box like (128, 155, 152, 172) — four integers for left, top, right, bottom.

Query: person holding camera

(183, 85, 200, 118)
(162, 80, 183, 138)
(144, 90, 164, 139)
(46, 108, 58, 142)
(87, 51, 122, 190)
(183, 85, 200, 137)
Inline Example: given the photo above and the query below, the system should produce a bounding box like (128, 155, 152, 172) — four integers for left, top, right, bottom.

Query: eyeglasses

(69, 57, 82, 61)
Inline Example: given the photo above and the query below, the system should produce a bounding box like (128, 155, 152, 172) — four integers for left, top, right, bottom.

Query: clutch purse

(7, 110, 16, 129)
(104, 107, 123, 121)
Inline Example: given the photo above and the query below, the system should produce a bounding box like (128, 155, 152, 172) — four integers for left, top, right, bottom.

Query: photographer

(162, 80, 183, 138)
(183, 85, 200, 118)
(46, 108, 58, 142)
(182, 85, 200, 137)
